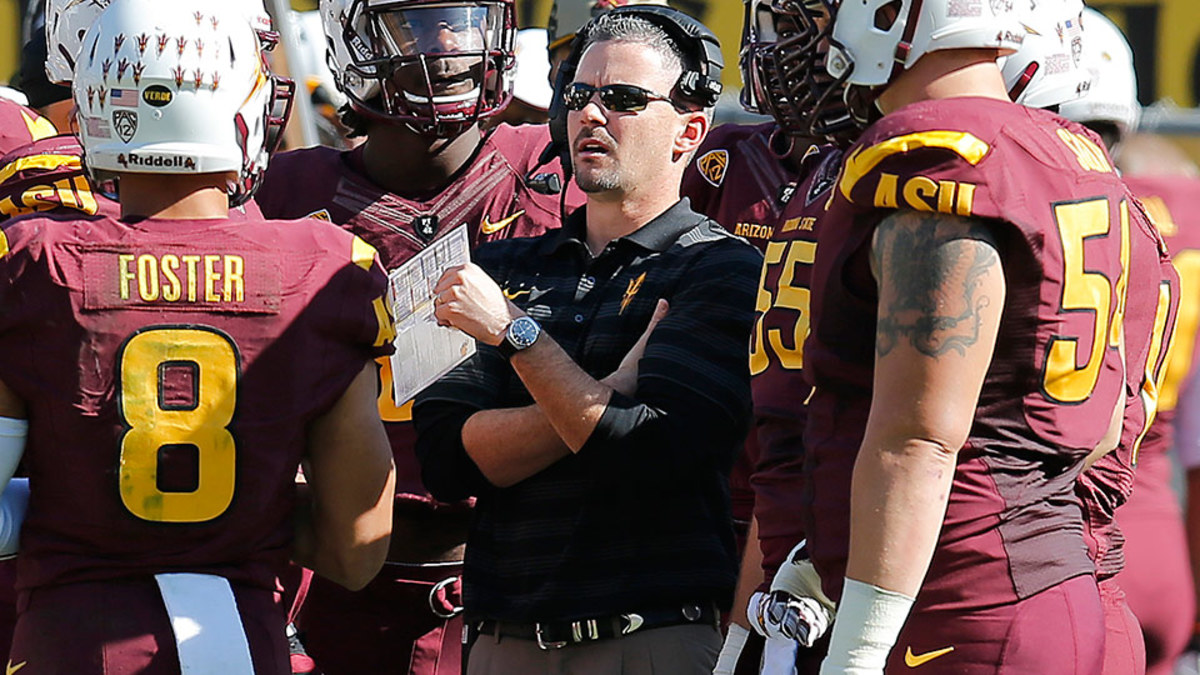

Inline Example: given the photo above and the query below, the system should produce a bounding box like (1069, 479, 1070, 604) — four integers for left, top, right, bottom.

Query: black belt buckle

(535, 623, 568, 650)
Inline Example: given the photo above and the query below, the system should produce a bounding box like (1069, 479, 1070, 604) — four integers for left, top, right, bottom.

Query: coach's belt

(475, 603, 717, 650)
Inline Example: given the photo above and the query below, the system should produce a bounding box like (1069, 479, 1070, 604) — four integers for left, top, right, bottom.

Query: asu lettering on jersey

(0, 136, 115, 221)
(838, 131, 988, 217)
(0, 154, 98, 218)
(79, 247, 281, 313)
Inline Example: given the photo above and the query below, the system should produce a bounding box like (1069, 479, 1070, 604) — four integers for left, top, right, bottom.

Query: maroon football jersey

(681, 122, 801, 253)
(0, 98, 56, 155)
(804, 97, 1172, 608)
(256, 122, 576, 510)
(0, 211, 394, 596)
(748, 144, 842, 581)
(1073, 175, 1193, 581)
(1076, 183, 1179, 580)
(1122, 175, 1200, 456)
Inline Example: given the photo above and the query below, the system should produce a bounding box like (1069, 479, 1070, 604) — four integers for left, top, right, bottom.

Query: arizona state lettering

(781, 217, 816, 233)
(734, 222, 774, 241)
(117, 253, 245, 303)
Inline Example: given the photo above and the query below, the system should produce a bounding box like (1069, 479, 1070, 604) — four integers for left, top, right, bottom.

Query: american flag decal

(110, 88, 138, 107)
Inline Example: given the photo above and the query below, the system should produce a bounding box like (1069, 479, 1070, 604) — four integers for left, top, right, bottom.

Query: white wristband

(713, 622, 751, 675)
(820, 578, 915, 675)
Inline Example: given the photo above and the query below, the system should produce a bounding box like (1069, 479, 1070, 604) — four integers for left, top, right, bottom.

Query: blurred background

(2, 0, 1198, 153)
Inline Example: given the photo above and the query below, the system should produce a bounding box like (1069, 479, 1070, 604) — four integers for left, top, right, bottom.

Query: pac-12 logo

(696, 149, 729, 187)
(112, 110, 138, 142)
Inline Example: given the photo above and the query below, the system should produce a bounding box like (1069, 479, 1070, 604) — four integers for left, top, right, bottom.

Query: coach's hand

(433, 263, 520, 345)
(603, 299, 668, 396)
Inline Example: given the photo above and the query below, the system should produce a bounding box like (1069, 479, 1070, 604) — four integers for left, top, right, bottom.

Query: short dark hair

(580, 14, 699, 95)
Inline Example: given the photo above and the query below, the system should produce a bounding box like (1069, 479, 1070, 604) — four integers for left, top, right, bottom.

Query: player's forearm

(461, 404, 572, 487)
(730, 516, 765, 629)
(846, 435, 957, 598)
(293, 465, 396, 591)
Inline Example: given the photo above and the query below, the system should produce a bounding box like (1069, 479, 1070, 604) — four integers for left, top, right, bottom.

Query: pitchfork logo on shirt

(620, 272, 646, 315)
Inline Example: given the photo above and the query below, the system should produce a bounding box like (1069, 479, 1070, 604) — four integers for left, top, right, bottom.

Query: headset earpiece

(540, 5, 724, 182)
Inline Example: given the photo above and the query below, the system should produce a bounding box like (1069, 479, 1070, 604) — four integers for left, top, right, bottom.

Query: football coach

(413, 5, 762, 673)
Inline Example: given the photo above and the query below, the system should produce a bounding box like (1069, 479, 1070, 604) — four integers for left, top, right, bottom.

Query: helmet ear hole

(874, 0, 902, 31)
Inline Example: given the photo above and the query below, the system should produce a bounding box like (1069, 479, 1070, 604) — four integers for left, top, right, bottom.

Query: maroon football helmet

(740, 0, 854, 142)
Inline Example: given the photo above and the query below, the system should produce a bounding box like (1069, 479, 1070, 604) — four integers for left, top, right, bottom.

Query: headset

(529, 4, 724, 193)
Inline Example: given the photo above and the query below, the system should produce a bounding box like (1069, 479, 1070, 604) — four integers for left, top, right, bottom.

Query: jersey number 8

(117, 326, 238, 523)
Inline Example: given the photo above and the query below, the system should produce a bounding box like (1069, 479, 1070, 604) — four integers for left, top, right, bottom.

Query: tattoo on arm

(873, 210, 1002, 358)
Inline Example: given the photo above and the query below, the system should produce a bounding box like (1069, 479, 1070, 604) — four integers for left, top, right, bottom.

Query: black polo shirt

(414, 198, 762, 622)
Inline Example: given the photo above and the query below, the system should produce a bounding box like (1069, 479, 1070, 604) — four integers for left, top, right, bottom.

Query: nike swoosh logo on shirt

(480, 210, 525, 235)
(904, 646, 954, 668)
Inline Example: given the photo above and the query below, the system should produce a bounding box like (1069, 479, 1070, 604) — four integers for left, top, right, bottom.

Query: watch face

(509, 317, 541, 349)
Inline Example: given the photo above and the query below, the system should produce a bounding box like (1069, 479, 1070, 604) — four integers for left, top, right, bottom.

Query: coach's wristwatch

(497, 316, 542, 360)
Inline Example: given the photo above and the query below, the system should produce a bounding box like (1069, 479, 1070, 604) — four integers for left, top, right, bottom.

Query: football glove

(748, 540, 836, 647)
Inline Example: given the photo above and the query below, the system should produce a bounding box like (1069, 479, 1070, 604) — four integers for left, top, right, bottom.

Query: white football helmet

(46, 0, 277, 85)
(1058, 9, 1140, 136)
(73, 0, 276, 205)
(999, 0, 1088, 109)
(320, 0, 516, 136)
(826, 0, 1025, 88)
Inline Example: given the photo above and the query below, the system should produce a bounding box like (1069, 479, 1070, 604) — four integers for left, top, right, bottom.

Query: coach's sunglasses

(563, 82, 688, 113)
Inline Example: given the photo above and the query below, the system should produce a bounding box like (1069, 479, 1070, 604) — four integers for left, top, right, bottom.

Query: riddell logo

(997, 30, 1025, 45)
(116, 153, 197, 170)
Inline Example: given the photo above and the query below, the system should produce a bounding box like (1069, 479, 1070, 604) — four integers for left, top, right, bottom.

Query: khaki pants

(467, 623, 721, 675)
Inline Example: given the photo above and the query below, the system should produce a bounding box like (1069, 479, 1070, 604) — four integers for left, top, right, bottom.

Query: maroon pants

(887, 574, 1105, 674)
(1098, 577, 1147, 675)
(1116, 451, 1193, 675)
(11, 577, 288, 674)
(298, 562, 463, 675)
